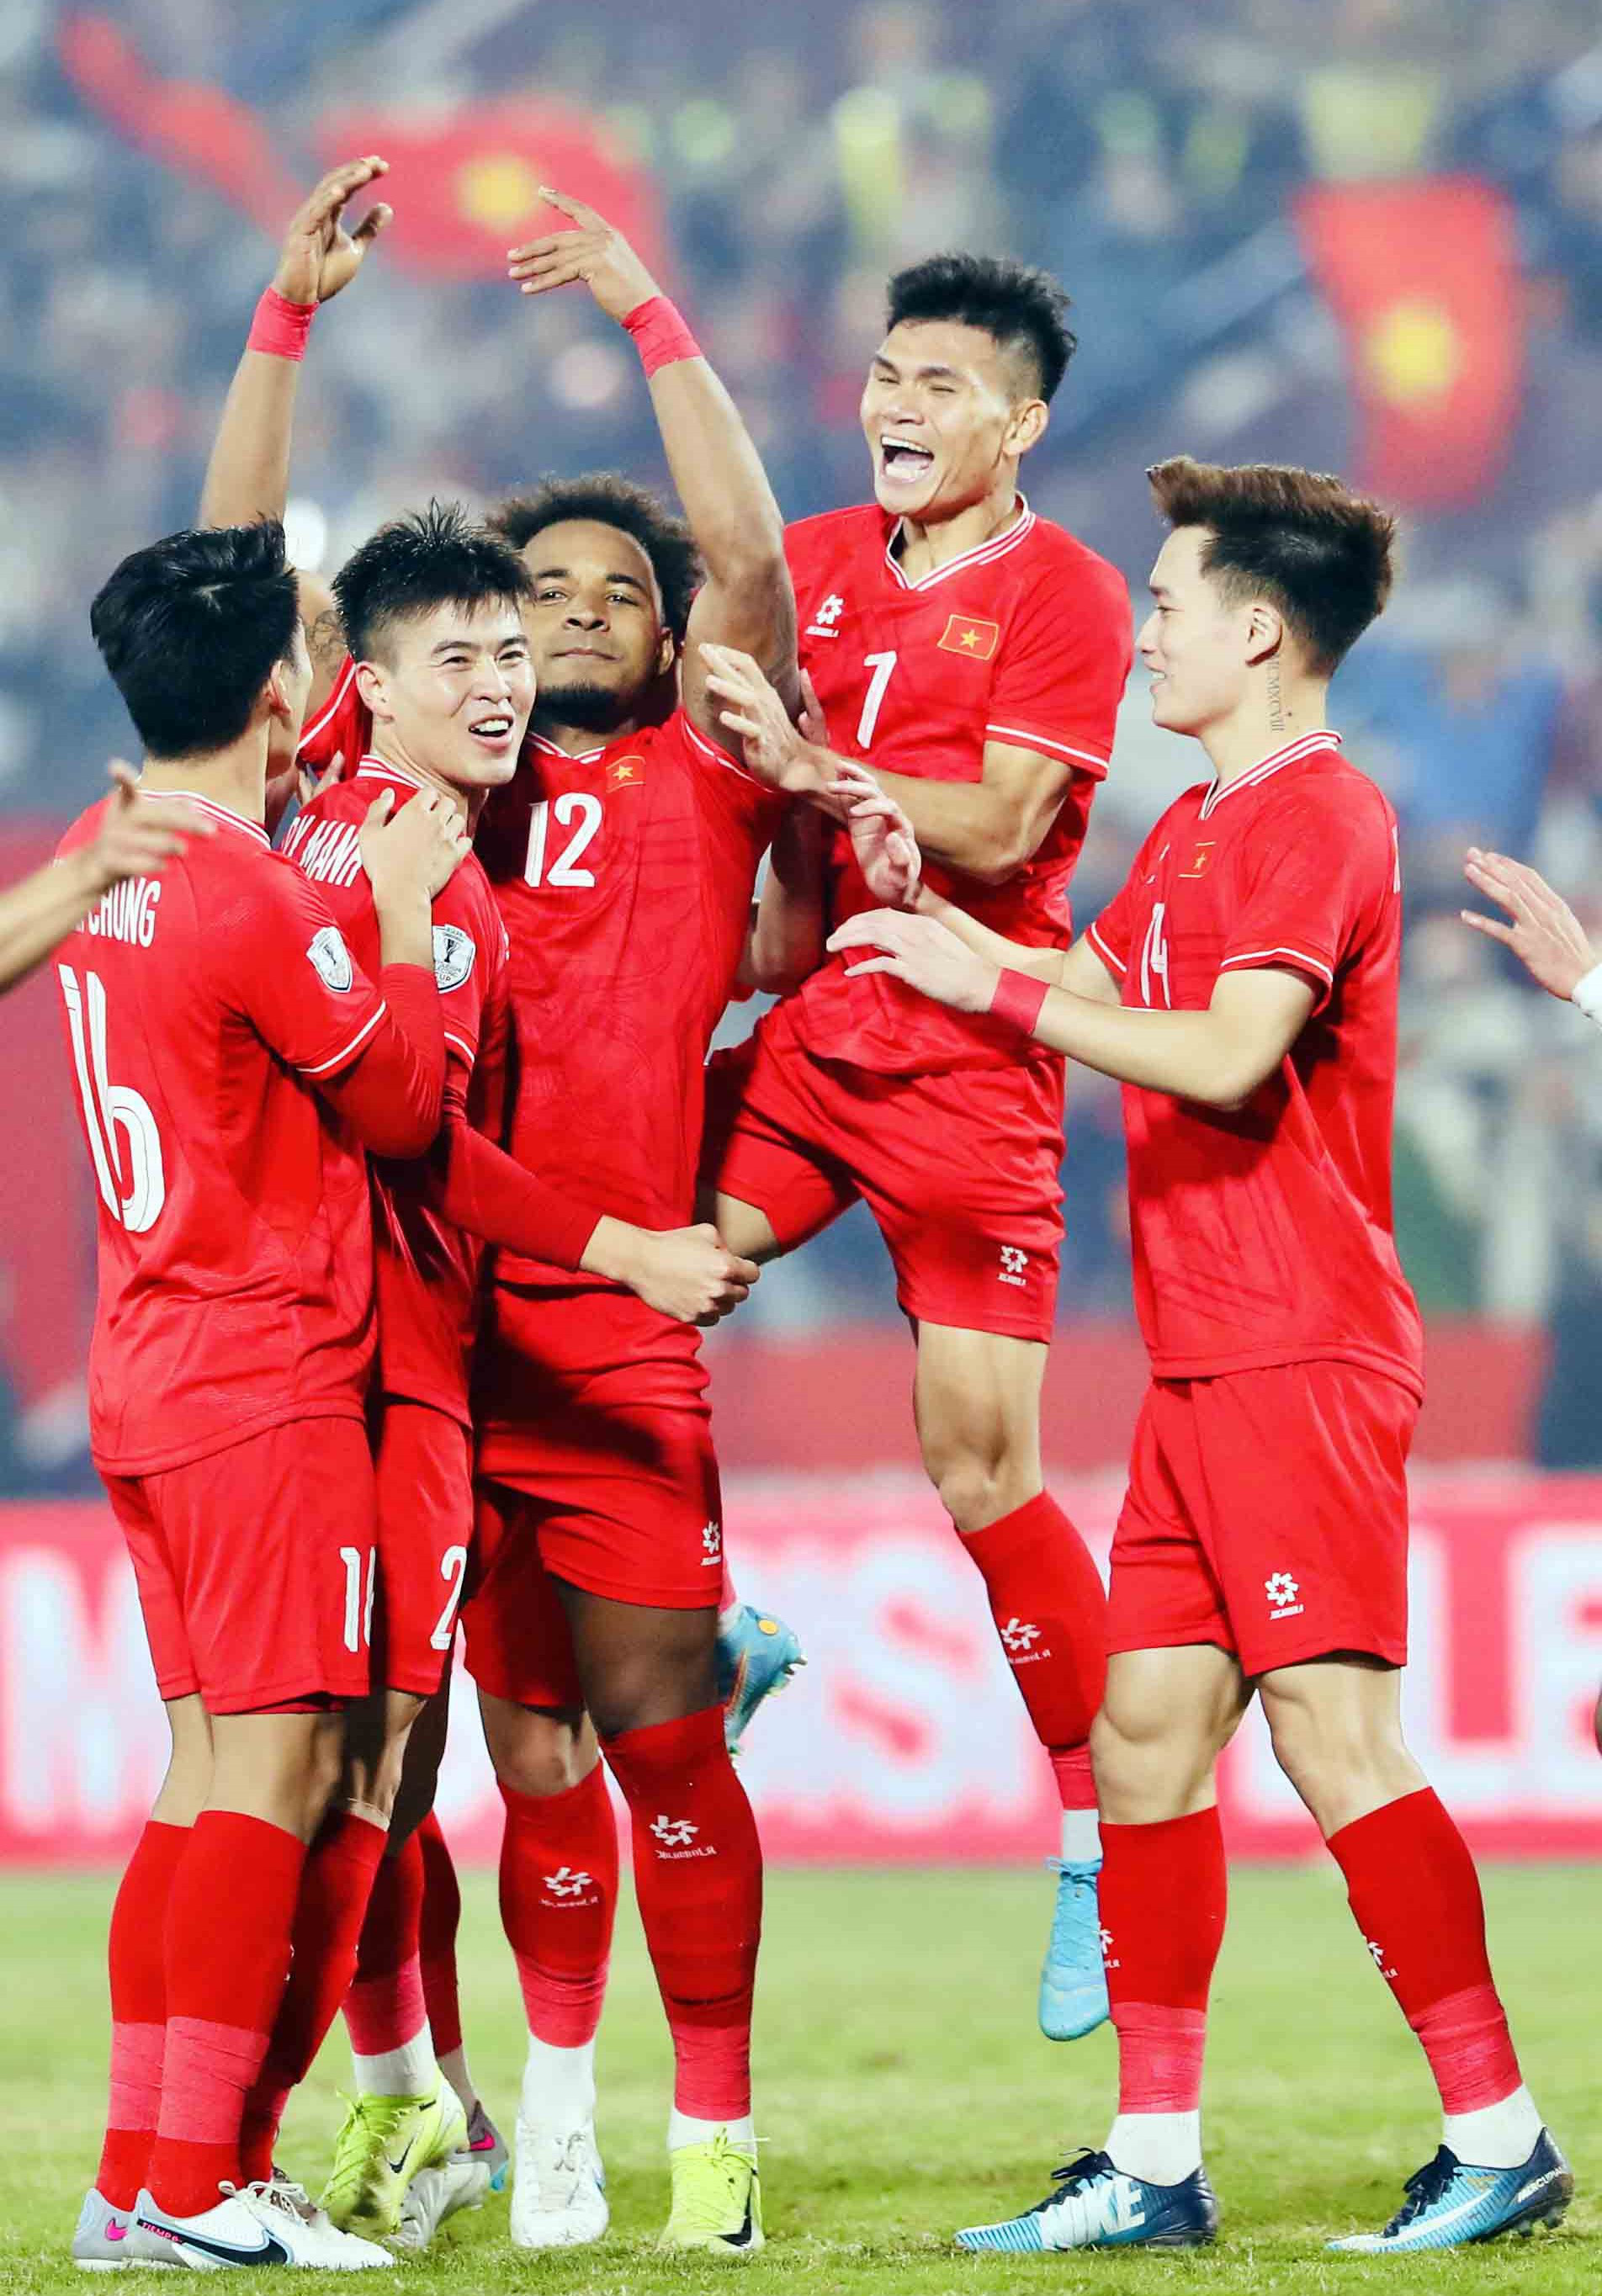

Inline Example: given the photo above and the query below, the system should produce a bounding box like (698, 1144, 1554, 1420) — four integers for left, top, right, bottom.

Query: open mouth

(469, 713, 516, 745)
(878, 435, 935, 485)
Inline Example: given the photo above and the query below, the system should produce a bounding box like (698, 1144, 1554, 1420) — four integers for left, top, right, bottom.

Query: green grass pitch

(1, 1863, 1594, 2292)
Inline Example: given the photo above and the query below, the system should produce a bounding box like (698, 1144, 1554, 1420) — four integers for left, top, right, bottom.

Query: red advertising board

(3, 1474, 1600, 1866)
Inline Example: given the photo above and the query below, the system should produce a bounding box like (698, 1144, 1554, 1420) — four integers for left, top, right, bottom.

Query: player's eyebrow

(872, 354, 966, 385)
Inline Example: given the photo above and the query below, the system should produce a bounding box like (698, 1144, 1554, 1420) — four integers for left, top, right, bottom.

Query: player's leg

(1207, 1361, 1567, 2252)
(559, 1578, 766, 2256)
(1261, 1657, 1568, 2249)
(911, 1319, 1111, 2035)
(956, 1385, 1249, 2253)
(957, 1639, 1246, 2253)
(73, 1693, 211, 2266)
(305, 1405, 476, 2240)
(458, 1481, 615, 2250)
(124, 1422, 390, 2270)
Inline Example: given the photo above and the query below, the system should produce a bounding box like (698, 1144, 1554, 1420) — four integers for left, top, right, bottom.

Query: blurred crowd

(4, 0, 1602, 1470)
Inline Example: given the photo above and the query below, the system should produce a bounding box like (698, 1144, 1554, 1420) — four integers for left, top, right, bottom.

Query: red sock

(1327, 1788, 1522, 2113)
(960, 1492, 1109, 1800)
(602, 1704, 761, 2120)
(145, 1812, 305, 2219)
(499, 1767, 619, 2046)
(343, 1830, 427, 2059)
(97, 1820, 189, 2210)
(719, 1557, 736, 1611)
(416, 1809, 464, 2060)
(1101, 1810, 1227, 2113)
(238, 1811, 385, 2183)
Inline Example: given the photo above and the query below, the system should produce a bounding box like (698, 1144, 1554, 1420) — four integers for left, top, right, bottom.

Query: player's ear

(263, 661, 296, 724)
(1006, 398, 1049, 458)
(1244, 601, 1284, 667)
(655, 626, 676, 679)
(354, 657, 391, 720)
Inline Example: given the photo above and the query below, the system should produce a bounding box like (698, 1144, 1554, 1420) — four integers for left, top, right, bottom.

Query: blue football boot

(1328, 2130, 1572, 2252)
(1038, 1857, 1110, 2039)
(955, 2149, 1219, 2252)
(715, 1603, 805, 1752)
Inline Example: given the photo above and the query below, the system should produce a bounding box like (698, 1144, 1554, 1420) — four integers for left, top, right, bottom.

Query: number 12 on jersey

(524, 792, 602, 888)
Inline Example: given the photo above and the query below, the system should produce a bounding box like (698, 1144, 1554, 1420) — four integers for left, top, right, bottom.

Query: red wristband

(989, 967, 1049, 1036)
(621, 294, 700, 378)
(247, 287, 316, 363)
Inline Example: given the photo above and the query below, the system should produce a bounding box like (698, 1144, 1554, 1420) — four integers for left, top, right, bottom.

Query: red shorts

(459, 1480, 584, 1711)
(370, 1397, 473, 1697)
(703, 999, 1064, 1342)
(469, 1281, 725, 1608)
(103, 1416, 375, 1715)
(1107, 1361, 1416, 1676)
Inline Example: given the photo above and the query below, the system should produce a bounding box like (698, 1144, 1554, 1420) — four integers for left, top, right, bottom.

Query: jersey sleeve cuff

(297, 999, 385, 1078)
(1217, 944, 1336, 1005)
(1085, 919, 1127, 975)
(984, 724, 1111, 777)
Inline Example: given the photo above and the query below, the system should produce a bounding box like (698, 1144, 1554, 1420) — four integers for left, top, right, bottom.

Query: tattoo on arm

(1265, 660, 1284, 734)
(309, 607, 347, 677)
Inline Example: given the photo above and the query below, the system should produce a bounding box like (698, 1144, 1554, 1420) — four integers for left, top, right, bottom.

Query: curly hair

(490, 473, 702, 644)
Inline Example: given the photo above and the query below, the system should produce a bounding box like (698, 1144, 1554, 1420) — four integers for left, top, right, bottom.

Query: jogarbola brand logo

(806, 592, 846, 639)
(650, 1814, 717, 1861)
(1000, 1617, 1042, 1655)
(607, 756, 645, 790)
(937, 612, 1000, 660)
(544, 1866, 593, 1901)
(1265, 1571, 1303, 1619)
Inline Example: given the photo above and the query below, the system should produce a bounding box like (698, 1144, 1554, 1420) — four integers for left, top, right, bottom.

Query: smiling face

(518, 518, 675, 734)
(1138, 526, 1271, 740)
(860, 318, 1046, 524)
(355, 600, 534, 792)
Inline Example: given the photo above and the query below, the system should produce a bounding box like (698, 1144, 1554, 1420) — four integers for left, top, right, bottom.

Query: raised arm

(199, 156, 390, 532)
(507, 189, 797, 748)
(2, 763, 212, 995)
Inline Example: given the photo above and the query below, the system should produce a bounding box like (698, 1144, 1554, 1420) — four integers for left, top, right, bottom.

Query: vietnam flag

(1294, 178, 1523, 510)
(316, 106, 663, 281)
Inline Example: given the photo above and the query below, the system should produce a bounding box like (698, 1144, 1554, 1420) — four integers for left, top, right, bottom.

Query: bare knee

(915, 1331, 1043, 1532)
(480, 1691, 595, 1798)
(1090, 1648, 1246, 1826)
(1262, 1669, 1424, 1837)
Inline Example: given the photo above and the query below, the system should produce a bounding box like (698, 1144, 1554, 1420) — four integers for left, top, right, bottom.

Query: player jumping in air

(698, 253, 1133, 2040)
(198, 164, 770, 2251)
(62, 517, 468, 2271)
(830, 456, 1571, 2255)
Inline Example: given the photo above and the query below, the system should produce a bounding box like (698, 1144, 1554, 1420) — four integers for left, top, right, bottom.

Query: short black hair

(490, 475, 702, 644)
(1148, 455, 1397, 676)
(333, 500, 535, 665)
(885, 252, 1076, 403)
(90, 521, 301, 761)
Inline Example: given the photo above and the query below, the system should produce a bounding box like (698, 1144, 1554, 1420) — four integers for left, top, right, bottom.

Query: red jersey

(1085, 733, 1424, 1396)
(784, 496, 1132, 1073)
(281, 756, 510, 1424)
(54, 790, 387, 1473)
(473, 709, 781, 1284)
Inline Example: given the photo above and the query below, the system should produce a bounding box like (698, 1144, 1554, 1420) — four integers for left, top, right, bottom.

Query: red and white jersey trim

(885, 494, 1036, 592)
(298, 655, 358, 757)
(985, 724, 1111, 772)
(1218, 944, 1336, 986)
(354, 753, 427, 792)
(443, 1027, 478, 1064)
(139, 787, 270, 847)
(1085, 920, 1127, 974)
(682, 711, 767, 787)
(298, 1000, 386, 1077)
(527, 730, 607, 765)
(1199, 730, 1341, 819)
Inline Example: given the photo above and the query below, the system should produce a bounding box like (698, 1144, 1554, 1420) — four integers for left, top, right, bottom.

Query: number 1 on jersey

(856, 650, 899, 749)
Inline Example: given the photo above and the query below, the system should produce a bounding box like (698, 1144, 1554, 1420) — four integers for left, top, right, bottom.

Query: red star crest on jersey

(1181, 841, 1215, 878)
(936, 612, 1000, 661)
(607, 756, 645, 790)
